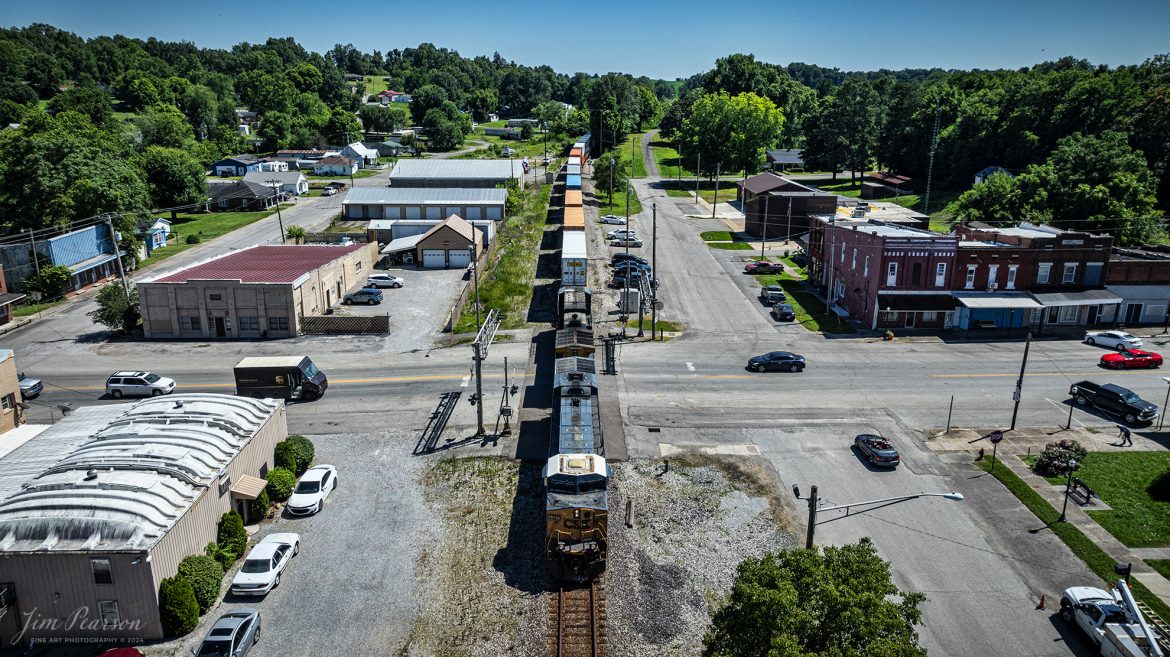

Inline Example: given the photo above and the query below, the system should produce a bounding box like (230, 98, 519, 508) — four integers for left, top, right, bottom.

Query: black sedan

(854, 434, 900, 467)
(747, 351, 805, 372)
(772, 303, 796, 322)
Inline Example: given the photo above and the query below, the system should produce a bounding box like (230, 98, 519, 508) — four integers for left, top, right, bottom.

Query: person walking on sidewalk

(1117, 424, 1133, 446)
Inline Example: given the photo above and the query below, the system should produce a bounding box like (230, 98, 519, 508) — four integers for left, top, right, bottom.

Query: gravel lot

(87, 447, 797, 657)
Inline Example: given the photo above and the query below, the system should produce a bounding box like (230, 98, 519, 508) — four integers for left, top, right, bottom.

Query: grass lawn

(459, 129, 566, 160)
(142, 206, 291, 266)
(700, 230, 733, 241)
(625, 133, 647, 178)
(660, 179, 739, 205)
(12, 299, 66, 318)
(752, 275, 855, 333)
(1150, 560, 1170, 580)
(623, 318, 682, 332)
(781, 255, 807, 277)
(452, 184, 552, 333)
(701, 230, 755, 250)
(650, 141, 694, 179)
(1023, 452, 1170, 547)
(977, 458, 1170, 622)
(597, 188, 643, 217)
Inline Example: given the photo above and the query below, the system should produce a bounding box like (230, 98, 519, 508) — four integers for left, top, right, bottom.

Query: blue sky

(9, 0, 1170, 79)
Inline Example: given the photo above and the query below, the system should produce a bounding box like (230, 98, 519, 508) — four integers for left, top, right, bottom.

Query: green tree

(703, 539, 926, 657)
(946, 171, 1023, 225)
(158, 576, 199, 637)
(274, 441, 298, 473)
(467, 88, 498, 122)
(587, 73, 642, 153)
(635, 85, 661, 130)
(324, 106, 362, 144)
(21, 264, 71, 299)
(180, 84, 219, 140)
(135, 105, 195, 149)
(87, 282, 139, 334)
(519, 122, 534, 140)
(591, 151, 630, 208)
(360, 105, 407, 133)
(803, 79, 881, 183)
(422, 101, 467, 151)
(177, 555, 225, 614)
(135, 146, 206, 214)
(285, 224, 307, 244)
(247, 487, 270, 522)
(678, 91, 785, 177)
(410, 84, 449, 125)
(46, 85, 114, 127)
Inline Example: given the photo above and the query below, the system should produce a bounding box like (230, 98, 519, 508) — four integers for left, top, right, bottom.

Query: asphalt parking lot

(160, 432, 434, 657)
(336, 264, 469, 351)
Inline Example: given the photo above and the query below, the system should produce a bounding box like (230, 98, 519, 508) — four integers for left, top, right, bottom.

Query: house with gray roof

(242, 170, 309, 196)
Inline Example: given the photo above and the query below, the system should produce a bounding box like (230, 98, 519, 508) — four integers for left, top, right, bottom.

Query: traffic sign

(988, 430, 1004, 444)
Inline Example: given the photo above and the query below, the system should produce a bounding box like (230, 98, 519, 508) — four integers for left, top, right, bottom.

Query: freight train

(544, 134, 610, 582)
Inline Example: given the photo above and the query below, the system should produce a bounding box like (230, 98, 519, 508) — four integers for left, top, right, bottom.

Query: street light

(1058, 459, 1081, 523)
(793, 485, 965, 549)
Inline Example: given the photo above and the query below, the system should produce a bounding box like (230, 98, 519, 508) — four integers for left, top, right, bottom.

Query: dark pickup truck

(1069, 381, 1159, 425)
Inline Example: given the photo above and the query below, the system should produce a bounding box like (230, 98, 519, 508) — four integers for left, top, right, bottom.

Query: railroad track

(551, 579, 606, 657)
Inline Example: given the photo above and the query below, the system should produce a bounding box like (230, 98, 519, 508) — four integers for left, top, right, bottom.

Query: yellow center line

(59, 374, 480, 392)
(932, 370, 1147, 379)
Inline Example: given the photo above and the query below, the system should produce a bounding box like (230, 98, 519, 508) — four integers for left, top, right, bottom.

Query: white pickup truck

(1061, 581, 1165, 657)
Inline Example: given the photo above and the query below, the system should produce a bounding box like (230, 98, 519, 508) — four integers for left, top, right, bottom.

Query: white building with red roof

(137, 243, 377, 339)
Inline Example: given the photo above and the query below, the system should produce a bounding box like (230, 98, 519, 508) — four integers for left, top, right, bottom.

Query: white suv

(106, 371, 176, 398)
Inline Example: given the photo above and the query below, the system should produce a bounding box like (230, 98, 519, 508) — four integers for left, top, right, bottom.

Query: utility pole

(695, 153, 701, 199)
(24, 229, 40, 275)
(609, 157, 615, 210)
(651, 203, 658, 340)
(711, 162, 720, 219)
(760, 195, 770, 260)
(469, 245, 481, 330)
(805, 485, 819, 550)
(622, 185, 632, 337)
(104, 215, 131, 300)
(473, 339, 485, 437)
(266, 180, 287, 244)
(786, 197, 793, 247)
(1009, 331, 1032, 431)
(677, 140, 682, 183)
(825, 219, 836, 319)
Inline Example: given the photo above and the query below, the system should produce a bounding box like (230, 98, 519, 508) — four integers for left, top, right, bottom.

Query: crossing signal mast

(469, 308, 500, 438)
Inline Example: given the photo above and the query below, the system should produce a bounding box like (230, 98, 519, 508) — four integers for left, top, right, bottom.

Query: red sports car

(744, 261, 780, 274)
(1100, 349, 1163, 369)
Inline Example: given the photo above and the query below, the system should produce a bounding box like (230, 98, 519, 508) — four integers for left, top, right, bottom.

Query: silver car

(193, 609, 261, 657)
(366, 274, 404, 289)
(106, 371, 175, 398)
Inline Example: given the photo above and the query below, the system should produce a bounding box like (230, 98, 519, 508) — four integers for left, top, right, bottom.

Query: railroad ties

(550, 579, 607, 657)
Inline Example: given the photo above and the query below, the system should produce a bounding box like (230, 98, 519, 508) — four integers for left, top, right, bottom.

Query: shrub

(285, 435, 315, 475)
(1034, 439, 1088, 476)
(266, 467, 296, 502)
(274, 441, 297, 473)
(185, 234, 200, 244)
(158, 576, 199, 637)
(216, 511, 247, 561)
(247, 487, 270, 522)
(205, 541, 235, 571)
(1149, 469, 1170, 502)
(177, 555, 224, 614)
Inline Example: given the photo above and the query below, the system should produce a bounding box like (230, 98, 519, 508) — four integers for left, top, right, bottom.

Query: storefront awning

(380, 234, 423, 254)
(877, 293, 958, 312)
(952, 291, 1042, 309)
(230, 475, 268, 500)
(0, 292, 26, 307)
(1031, 289, 1122, 307)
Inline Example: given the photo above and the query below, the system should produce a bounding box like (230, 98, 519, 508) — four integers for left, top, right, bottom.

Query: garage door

(422, 250, 446, 268)
(446, 249, 471, 268)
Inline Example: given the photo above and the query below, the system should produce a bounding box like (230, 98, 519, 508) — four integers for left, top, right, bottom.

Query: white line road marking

(1045, 397, 1086, 428)
(460, 376, 470, 388)
(686, 362, 695, 372)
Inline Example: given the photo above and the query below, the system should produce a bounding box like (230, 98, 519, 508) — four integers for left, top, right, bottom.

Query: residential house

(0, 269, 24, 327)
(807, 218, 959, 330)
(314, 155, 359, 176)
(345, 73, 365, 82)
(738, 173, 836, 240)
(377, 90, 411, 105)
(974, 166, 1013, 186)
(484, 126, 521, 139)
(137, 217, 171, 257)
(954, 223, 1118, 331)
(374, 139, 413, 157)
(0, 224, 122, 293)
(210, 154, 262, 177)
(506, 118, 539, 129)
(862, 172, 912, 200)
(257, 159, 289, 173)
(341, 142, 379, 168)
(242, 171, 309, 196)
(207, 180, 279, 212)
(272, 149, 334, 171)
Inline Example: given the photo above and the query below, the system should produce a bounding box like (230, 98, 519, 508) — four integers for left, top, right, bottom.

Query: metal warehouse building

(343, 186, 506, 222)
(386, 159, 523, 188)
(138, 243, 377, 339)
(0, 394, 285, 643)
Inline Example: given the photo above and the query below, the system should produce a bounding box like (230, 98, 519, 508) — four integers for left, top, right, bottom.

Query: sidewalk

(928, 425, 1170, 608)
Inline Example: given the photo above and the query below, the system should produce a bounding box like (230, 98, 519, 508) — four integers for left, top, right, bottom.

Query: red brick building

(0, 268, 23, 326)
(738, 173, 837, 240)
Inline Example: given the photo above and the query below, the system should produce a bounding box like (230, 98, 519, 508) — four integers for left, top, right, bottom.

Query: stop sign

(988, 430, 1004, 444)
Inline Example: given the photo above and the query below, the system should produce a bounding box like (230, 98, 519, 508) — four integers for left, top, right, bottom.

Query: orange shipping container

(564, 205, 585, 231)
(565, 190, 582, 207)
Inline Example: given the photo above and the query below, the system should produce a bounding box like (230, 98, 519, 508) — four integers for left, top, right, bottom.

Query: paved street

(3, 159, 1164, 657)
